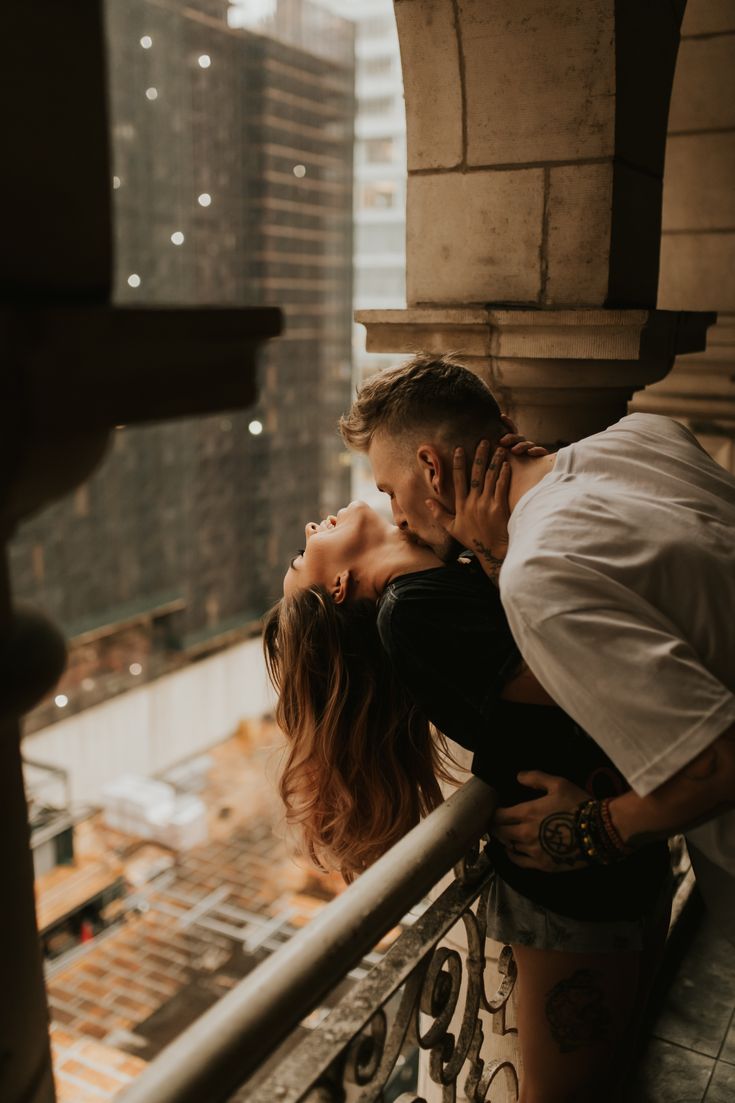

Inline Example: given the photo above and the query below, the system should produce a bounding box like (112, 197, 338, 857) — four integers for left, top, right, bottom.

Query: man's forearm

(610, 723, 735, 849)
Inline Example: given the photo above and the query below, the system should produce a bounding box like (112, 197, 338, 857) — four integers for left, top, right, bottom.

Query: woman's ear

(332, 570, 351, 604)
(416, 443, 446, 497)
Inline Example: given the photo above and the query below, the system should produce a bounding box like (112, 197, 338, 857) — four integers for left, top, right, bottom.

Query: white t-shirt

(500, 412, 735, 874)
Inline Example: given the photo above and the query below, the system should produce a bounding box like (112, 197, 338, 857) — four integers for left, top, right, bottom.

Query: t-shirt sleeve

(377, 575, 520, 747)
(501, 553, 735, 796)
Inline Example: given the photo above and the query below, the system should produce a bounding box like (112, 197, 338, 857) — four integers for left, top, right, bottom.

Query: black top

(377, 560, 671, 922)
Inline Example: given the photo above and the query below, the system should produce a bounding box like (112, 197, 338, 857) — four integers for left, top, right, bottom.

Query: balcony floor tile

(703, 1058, 735, 1102)
(628, 1038, 714, 1103)
(649, 916, 735, 1058)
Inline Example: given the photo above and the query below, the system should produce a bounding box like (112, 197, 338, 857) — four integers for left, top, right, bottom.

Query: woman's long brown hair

(263, 585, 457, 883)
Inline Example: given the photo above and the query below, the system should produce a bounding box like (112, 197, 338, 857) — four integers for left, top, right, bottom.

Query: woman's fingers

(480, 445, 505, 501)
(452, 447, 468, 506)
(499, 425, 548, 457)
(494, 461, 511, 515)
(469, 439, 491, 495)
(509, 440, 548, 457)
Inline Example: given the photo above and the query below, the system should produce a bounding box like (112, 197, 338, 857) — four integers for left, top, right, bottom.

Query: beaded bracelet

(600, 798, 632, 857)
(575, 800, 613, 865)
(574, 799, 630, 866)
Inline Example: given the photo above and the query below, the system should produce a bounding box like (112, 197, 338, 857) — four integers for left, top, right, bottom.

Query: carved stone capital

(356, 306, 715, 443)
(632, 314, 735, 424)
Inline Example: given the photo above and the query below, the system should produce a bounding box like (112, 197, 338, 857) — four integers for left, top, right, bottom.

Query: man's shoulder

(611, 411, 689, 433)
(575, 412, 713, 471)
(499, 545, 564, 612)
(602, 411, 699, 446)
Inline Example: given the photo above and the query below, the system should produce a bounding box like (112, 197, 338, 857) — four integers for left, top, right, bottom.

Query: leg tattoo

(545, 969, 612, 1053)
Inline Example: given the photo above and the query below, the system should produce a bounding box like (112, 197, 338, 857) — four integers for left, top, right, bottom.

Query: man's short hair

(339, 352, 504, 453)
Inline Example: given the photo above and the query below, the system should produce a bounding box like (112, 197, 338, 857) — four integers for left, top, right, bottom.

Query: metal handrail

(119, 776, 496, 1103)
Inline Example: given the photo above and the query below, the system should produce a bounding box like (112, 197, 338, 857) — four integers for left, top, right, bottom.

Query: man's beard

(440, 534, 465, 562)
(400, 527, 463, 562)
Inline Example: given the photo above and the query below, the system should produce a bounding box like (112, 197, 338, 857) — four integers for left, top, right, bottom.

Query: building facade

(319, 0, 407, 504)
(9, 0, 355, 731)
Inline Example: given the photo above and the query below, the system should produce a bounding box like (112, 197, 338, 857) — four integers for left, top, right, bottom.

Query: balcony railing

(118, 776, 518, 1103)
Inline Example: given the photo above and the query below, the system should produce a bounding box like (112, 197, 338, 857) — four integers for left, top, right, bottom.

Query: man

(339, 353, 735, 940)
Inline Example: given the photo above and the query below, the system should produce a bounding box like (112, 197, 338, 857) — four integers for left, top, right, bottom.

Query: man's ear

(416, 443, 448, 498)
(332, 570, 351, 605)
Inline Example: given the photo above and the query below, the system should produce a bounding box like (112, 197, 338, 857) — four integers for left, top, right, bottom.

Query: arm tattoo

(623, 728, 735, 848)
(545, 969, 612, 1053)
(683, 747, 718, 782)
(626, 800, 735, 849)
(471, 540, 504, 586)
(539, 812, 581, 866)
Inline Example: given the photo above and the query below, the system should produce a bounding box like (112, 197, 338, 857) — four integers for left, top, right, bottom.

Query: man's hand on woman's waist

(491, 772, 592, 872)
(491, 724, 735, 873)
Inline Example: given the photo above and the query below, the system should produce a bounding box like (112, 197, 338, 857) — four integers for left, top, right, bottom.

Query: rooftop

(41, 722, 359, 1102)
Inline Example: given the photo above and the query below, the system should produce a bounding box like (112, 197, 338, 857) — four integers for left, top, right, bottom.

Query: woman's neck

(372, 527, 444, 595)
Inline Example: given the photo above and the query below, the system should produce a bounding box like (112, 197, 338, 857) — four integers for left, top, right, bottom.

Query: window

(362, 56, 392, 77)
(356, 223, 404, 255)
(361, 182, 398, 210)
(360, 17, 394, 38)
(356, 268, 405, 299)
(361, 96, 394, 116)
(363, 137, 395, 164)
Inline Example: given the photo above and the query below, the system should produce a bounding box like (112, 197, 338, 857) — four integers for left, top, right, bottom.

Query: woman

(264, 498, 672, 1102)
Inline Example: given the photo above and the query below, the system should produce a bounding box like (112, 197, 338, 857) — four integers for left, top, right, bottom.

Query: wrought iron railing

(118, 776, 519, 1103)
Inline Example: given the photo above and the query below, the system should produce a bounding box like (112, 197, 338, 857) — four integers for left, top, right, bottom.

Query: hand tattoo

(539, 812, 580, 866)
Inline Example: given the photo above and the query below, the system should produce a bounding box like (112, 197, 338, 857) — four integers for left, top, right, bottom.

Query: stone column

(631, 0, 735, 473)
(357, 0, 713, 448)
(357, 306, 711, 446)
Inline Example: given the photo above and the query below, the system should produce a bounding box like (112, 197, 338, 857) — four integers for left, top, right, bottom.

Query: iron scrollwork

(418, 878, 518, 1103)
(243, 842, 518, 1103)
